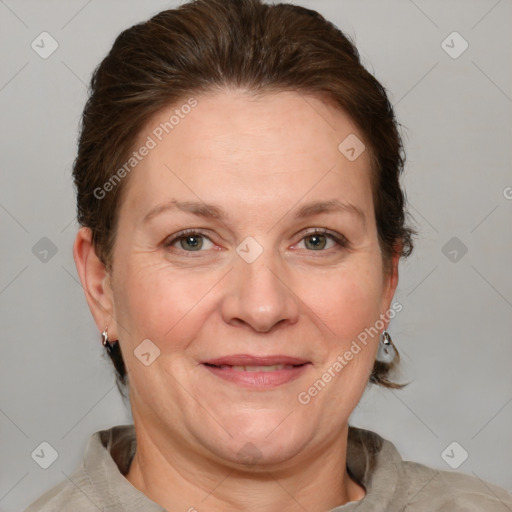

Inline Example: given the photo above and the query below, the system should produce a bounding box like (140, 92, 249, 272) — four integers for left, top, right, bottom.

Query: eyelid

(295, 227, 350, 248)
(163, 228, 216, 249)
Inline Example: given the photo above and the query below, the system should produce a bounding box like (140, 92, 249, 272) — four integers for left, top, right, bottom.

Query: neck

(125, 420, 365, 512)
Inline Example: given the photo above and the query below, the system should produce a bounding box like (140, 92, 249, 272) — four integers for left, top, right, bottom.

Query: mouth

(201, 355, 311, 388)
(205, 363, 303, 372)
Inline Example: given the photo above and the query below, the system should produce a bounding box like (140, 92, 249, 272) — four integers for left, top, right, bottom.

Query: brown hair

(73, 0, 413, 392)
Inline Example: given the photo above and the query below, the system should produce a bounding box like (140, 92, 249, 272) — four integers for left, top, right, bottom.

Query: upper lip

(202, 354, 310, 366)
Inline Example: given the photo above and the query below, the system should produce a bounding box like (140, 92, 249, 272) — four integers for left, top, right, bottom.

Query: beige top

(25, 424, 512, 511)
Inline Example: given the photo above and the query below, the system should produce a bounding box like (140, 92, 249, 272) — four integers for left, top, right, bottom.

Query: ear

(73, 227, 118, 340)
(381, 244, 401, 329)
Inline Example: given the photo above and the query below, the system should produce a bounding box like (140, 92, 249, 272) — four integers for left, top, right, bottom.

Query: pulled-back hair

(73, 0, 414, 393)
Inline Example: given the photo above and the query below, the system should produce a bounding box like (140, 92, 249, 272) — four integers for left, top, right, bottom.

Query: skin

(74, 89, 400, 512)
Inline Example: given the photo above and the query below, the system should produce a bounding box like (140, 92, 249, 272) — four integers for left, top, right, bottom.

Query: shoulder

(24, 424, 165, 512)
(24, 461, 101, 511)
(400, 459, 512, 511)
(348, 426, 512, 512)
(23, 427, 125, 511)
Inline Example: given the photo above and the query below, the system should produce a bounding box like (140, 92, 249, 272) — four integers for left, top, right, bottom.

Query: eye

(164, 230, 215, 252)
(296, 229, 348, 251)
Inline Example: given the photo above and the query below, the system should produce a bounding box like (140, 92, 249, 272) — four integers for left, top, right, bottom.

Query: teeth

(218, 364, 294, 372)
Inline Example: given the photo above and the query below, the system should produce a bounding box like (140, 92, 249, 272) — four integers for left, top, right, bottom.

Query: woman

(25, 0, 512, 510)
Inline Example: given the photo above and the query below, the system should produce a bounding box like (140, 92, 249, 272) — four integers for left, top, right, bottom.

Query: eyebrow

(142, 198, 366, 226)
(142, 200, 223, 223)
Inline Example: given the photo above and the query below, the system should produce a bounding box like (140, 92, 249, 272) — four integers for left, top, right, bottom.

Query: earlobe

(73, 227, 117, 339)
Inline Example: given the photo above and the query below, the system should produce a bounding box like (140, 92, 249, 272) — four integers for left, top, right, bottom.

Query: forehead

(122, 90, 373, 218)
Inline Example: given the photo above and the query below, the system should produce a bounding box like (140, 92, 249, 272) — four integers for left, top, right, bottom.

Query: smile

(201, 356, 311, 388)
(214, 364, 297, 372)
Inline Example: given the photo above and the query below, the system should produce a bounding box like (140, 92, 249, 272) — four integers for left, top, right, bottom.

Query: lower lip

(202, 364, 311, 388)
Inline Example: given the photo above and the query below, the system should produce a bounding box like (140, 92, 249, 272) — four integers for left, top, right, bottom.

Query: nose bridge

(222, 245, 299, 331)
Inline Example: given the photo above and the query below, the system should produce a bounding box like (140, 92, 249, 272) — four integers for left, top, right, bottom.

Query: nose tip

(221, 259, 299, 333)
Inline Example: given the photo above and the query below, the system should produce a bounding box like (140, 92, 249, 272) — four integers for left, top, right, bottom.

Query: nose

(221, 250, 300, 333)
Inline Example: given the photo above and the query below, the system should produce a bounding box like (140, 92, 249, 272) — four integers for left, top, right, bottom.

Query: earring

(101, 328, 114, 356)
(376, 330, 396, 364)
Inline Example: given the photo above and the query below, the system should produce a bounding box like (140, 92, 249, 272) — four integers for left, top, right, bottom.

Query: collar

(83, 424, 407, 511)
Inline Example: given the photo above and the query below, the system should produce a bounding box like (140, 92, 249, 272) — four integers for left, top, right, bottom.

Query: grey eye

(304, 234, 327, 250)
(179, 235, 204, 251)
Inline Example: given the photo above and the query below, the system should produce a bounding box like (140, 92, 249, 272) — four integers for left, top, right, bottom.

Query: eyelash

(163, 228, 350, 254)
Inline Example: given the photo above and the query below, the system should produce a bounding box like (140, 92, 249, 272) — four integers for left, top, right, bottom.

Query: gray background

(1, 0, 511, 509)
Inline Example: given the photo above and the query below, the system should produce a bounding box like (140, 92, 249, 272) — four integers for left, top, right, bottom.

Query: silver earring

(101, 328, 114, 356)
(376, 330, 396, 364)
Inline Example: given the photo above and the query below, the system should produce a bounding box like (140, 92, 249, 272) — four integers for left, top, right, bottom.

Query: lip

(201, 354, 311, 389)
(203, 354, 310, 366)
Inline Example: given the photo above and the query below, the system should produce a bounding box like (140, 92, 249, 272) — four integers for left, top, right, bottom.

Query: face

(104, 90, 398, 467)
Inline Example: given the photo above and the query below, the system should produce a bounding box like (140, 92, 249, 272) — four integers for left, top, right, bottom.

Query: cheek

(301, 260, 385, 342)
(112, 244, 386, 359)
(112, 258, 222, 347)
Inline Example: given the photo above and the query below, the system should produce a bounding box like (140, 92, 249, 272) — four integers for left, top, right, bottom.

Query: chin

(205, 410, 313, 468)
(222, 437, 308, 470)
